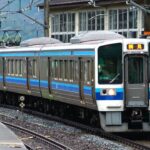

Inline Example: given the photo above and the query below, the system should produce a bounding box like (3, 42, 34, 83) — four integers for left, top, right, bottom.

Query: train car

(0, 31, 149, 132)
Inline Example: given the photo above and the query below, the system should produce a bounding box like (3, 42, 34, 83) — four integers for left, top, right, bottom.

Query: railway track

(24, 144, 33, 150)
(2, 121, 72, 150)
(1, 105, 150, 150)
(23, 108, 150, 150)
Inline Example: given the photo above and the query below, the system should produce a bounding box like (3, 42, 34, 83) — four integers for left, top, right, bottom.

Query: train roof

(0, 31, 148, 52)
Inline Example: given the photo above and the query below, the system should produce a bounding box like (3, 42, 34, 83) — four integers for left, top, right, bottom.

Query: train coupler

(128, 109, 143, 129)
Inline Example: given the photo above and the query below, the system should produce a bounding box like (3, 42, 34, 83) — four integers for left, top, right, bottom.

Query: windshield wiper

(109, 73, 120, 84)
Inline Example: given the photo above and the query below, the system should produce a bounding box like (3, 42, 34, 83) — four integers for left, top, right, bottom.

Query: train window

(55, 60, 59, 80)
(32, 60, 37, 78)
(7, 60, 10, 75)
(14, 60, 18, 76)
(19, 60, 23, 76)
(74, 61, 79, 81)
(51, 59, 78, 83)
(69, 60, 74, 82)
(98, 43, 122, 84)
(10, 60, 13, 75)
(51, 61, 55, 79)
(81, 60, 92, 85)
(64, 60, 68, 81)
(128, 57, 143, 84)
(59, 60, 64, 81)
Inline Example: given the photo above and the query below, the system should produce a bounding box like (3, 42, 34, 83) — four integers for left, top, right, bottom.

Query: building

(38, 0, 149, 43)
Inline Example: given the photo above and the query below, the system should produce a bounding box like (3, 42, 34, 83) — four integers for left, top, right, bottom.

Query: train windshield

(98, 43, 122, 84)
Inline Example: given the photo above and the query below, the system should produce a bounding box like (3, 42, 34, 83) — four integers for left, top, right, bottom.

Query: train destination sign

(127, 44, 144, 50)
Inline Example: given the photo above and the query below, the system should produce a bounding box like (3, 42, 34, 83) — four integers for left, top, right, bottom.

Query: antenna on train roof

(20, 37, 63, 46)
(70, 31, 125, 44)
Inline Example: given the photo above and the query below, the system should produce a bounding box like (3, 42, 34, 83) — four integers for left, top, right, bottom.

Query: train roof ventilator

(70, 31, 125, 44)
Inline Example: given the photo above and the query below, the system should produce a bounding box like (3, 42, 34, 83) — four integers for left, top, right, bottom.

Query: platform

(0, 122, 27, 150)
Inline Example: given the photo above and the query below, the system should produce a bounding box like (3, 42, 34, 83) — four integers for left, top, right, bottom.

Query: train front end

(96, 39, 150, 132)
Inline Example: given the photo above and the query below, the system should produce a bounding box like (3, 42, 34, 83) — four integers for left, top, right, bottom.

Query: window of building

(51, 13, 75, 43)
(109, 8, 138, 38)
(109, 10, 117, 30)
(119, 9, 127, 29)
(79, 10, 104, 31)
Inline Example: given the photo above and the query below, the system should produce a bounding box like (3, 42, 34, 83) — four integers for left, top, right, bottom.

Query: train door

(2, 58, 6, 88)
(0, 57, 6, 89)
(79, 58, 95, 106)
(27, 57, 40, 95)
(124, 55, 148, 108)
(26, 58, 30, 91)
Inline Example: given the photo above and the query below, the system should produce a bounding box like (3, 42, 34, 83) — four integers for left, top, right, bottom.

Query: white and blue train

(0, 31, 149, 132)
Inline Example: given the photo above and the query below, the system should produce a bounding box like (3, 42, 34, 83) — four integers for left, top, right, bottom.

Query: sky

(0, 0, 44, 40)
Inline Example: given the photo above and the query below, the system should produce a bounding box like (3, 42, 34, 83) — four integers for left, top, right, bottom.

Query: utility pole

(144, 0, 150, 35)
(126, 0, 150, 35)
(44, 0, 49, 37)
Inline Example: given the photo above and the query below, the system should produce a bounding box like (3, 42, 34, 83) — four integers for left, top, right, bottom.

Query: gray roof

(38, 0, 126, 8)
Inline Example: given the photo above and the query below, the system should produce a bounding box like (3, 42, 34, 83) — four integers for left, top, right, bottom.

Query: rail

(2, 121, 72, 150)
(1, 104, 150, 150)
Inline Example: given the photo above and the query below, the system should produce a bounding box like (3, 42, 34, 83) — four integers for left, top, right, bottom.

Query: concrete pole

(44, 0, 49, 37)
(144, 0, 150, 33)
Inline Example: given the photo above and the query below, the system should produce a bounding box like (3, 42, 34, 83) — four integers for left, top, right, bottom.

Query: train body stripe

(0, 76, 92, 95)
(96, 92, 123, 100)
(0, 50, 94, 57)
(0, 52, 36, 57)
(1, 76, 149, 99)
(6, 77, 27, 85)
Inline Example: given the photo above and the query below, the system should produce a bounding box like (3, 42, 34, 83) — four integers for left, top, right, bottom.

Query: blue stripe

(40, 80, 79, 93)
(73, 51, 95, 56)
(96, 88, 124, 100)
(6, 77, 26, 85)
(96, 88, 123, 93)
(0, 52, 36, 57)
(96, 92, 123, 100)
(0, 50, 94, 57)
(30, 79, 39, 87)
(84, 86, 92, 95)
(40, 80, 92, 95)
(0, 76, 3, 82)
(40, 51, 94, 56)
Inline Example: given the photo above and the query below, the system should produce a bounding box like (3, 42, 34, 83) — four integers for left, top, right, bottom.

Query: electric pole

(44, 0, 49, 37)
(126, 0, 150, 36)
(144, 0, 150, 35)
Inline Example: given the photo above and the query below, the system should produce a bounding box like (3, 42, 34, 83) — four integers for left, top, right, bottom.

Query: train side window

(64, 60, 68, 81)
(7, 60, 10, 75)
(51, 61, 55, 79)
(59, 60, 63, 81)
(51, 59, 78, 82)
(75, 61, 79, 81)
(82, 60, 92, 85)
(18, 60, 23, 76)
(55, 60, 59, 80)
(32, 59, 37, 78)
(15, 60, 18, 76)
(69, 60, 74, 82)
(10, 60, 13, 75)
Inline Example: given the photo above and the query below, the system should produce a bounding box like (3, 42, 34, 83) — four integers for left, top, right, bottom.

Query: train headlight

(107, 89, 116, 96)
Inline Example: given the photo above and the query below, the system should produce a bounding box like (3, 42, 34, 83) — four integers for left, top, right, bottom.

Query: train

(0, 31, 149, 132)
